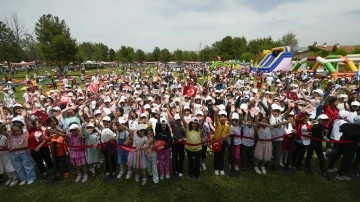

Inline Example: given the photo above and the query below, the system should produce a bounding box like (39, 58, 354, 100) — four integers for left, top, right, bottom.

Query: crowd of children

(0, 65, 359, 187)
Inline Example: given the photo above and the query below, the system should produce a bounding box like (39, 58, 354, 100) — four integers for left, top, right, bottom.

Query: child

(144, 127, 159, 185)
(98, 116, 117, 177)
(213, 107, 230, 176)
(179, 110, 204, 179)
(1, 123, 36, 185)
(254, 117, 291, 175)
(126, 124, 148, 185)
(25, 118, 54, 180)
(48, 126, 69, 179)
(241, 111, 256, 170)
(64, 124, 88, 183)
(305, 114, 331, 179)
(154, 118, 173, 180)
(227, 112, 242, 171)
(0, 125, 18, 186)
(279, 112, 295, 167)
(294, 112, 312, 170)
(83, 123, 101, 177)
(115, 120, 132, 179)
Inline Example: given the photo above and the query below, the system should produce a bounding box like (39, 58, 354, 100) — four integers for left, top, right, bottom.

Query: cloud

(1, 0, 359, 52)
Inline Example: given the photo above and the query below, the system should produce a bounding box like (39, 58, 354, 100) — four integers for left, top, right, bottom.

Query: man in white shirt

(91, 73, 100, 85)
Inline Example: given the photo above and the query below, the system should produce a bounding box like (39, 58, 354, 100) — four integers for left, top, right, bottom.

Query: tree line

(1, 13, 358, 68)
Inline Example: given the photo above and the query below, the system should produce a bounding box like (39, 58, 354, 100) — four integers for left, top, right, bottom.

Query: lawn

(0, 156, 359, 202)
(0, 68, 359, 202)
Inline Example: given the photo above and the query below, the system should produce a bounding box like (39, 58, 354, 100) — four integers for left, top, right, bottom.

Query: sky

(1, 0, 360, 52)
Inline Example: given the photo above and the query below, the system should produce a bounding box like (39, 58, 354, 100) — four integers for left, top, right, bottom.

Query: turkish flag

(211, 139, 222, 152)
(183, 86, 197, 97)
(32, 110, 49, 125)
(88, 83, 99, 93)
(286, 91, 299, 101)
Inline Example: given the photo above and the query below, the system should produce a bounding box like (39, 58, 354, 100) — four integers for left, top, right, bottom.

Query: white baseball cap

(94, 110, 101, 115)
(272, 104, 282, 111)
(13, 103, 23, 108)
(102, 116, 111, 122)
(317, 114, 329, 120)
(338, 110, 349, 119)
(160, 118, 168, 125)
(69, 124, 79, 130)
(351, 101, 360, 106)
(313, 89, 324, 96)
(104, 98, 111, 103)
(137, 124, 146, 130)
(140, 113, 147, 118)
(231, 113, 240, 120)
(53, 106, 61, 111)
(219, 110, 227, 116)
(86, 123, 95, 128)
(196, 111, 204, 116)
(190, 117, 199, 123)
(144, 104, 151, 109)
(205, 96, 212, 101)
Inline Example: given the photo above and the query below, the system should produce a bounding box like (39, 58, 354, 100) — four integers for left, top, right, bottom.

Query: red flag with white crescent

(211, 139, 222, 152)
(286, 91, 299, 101)
(183, 86, 197, 97)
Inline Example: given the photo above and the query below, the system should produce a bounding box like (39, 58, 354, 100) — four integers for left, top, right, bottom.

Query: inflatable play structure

(251, 46, 293, 73)
(292, 54, 360, 77)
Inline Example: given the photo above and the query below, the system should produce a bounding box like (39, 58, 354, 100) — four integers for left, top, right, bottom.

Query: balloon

(153, 140, 166, 151)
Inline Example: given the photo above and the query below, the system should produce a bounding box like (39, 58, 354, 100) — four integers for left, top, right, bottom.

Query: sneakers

(254, 167, 262, 175)
(10, 179, 18, 187)
(27, 179, 35, 185)
(261, 167, 267, 174)
(75, 175, 82, 183)
(165, 174, 170, 179)
(336, 175, 351, 181)
(142, 179, 147, 186)
(327, 168, 338, 173)
(19, 180, 27, 185)
(117, 171, 124, 179)
(201, 163, 207, 171)
(135, 175, 140, 182)
(220, 170, 225, 175)
(214, 170, 219, 176)
(279, 162, 284, 168)
(82, 175, 88, 183)
(125, 172, 132, 180)
(178, 173, 183, 177)
(234, 165, 239, 171)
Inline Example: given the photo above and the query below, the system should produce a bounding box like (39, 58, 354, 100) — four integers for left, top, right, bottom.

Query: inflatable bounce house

(292, 54, 360, 78)
(251, 46, 293, 73)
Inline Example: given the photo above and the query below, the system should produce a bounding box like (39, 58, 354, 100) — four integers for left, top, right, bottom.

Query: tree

(232, 36, 247, 59)
(351, 46, 360, 54)
(173, 49, 183, 63)
(212, 36, 234, 60)
(21, 33, 38, 61)
(116, 46, 135, 63)
(109, 48, 115, 61)
(152, 47, 161, 61)
(135, 49, 145, 63)
(247, 37, 277, 55)
(35, 14, 77, 71)
(92, 43, 108, 61)
(5, 12, 26, 45)
(159, 48, 171, 63)
(78, 42, 94, 61)
(280, 32, 298, 47)
(0, 21, 23, 74)
(240, 52, 254, 62)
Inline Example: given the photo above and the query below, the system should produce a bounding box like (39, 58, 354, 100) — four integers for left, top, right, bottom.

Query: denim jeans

(146, 152, 159, 183)
(10, 150, 36, 181)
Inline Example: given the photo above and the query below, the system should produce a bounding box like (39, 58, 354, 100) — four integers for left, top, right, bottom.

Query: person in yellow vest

(180, 107, 205, 180)
(213, 106, 230, 176)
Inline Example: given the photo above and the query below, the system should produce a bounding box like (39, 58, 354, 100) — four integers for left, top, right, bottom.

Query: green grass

(1, 69, 360, 201)
(1, 155, 359, 202)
